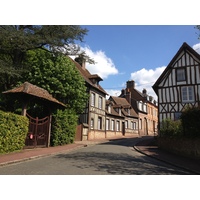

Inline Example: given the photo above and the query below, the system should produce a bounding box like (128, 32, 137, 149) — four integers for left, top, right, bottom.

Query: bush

(180, 106, 200, 137)
(160, 118, 183, 137)
(0, 110, 29, 154)
(51, 109, 78, 146)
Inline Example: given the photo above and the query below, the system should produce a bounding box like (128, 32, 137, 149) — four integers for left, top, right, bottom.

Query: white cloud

(105, 89, 121, 99)
(193, 43, 200, 54)
(81, 46, 119, 79)
(130, 66, 166, 101)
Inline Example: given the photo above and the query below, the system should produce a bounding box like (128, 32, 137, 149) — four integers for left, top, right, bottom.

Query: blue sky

(76, 25, 200, 100)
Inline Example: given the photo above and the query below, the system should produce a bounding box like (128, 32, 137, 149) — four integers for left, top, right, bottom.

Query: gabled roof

(109, 96, 138, 118)
(152, 42, 200, 95)
(68, 56, 107, 95)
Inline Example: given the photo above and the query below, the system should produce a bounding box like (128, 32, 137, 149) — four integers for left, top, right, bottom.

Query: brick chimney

(126, 80, 135, 89)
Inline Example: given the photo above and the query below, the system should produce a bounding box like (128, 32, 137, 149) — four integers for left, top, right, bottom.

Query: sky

(75, 25, 200, 101)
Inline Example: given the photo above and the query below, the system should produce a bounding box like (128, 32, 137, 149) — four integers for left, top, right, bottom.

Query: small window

(181, 86, 194, 102)
(176, 68, 186, 82)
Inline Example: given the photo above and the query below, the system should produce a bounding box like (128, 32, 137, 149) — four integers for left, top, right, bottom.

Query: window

(116, 121, 120, 131)
(98, 117, 102, 130)
(174, 112, 181, 120)
(181, 86, 194, 102)
(106, 119, 110, 130)
(91, 93, 95, 106)
(91, 118, 94, 129)
(108, 105, 111, 113)
(139, 119, 142, 129)
(133, 122, 136, 130)
(111, 120, 115, 131)
(125, 120, 128, 129)
(98, 96, 102, 109)
(176, 68, 186, 82)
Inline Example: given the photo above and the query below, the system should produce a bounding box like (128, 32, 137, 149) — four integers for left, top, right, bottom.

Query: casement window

(91, 93, 95, 106)
(91, 118, 94, 129)
(176, 68, 186, 82)
(181, 86, 194, 102)
(116, 121, 120, 131)
(98, 96, 103, 109)
(106, 119, 110, 130)
(108, 105, 111, 113)
(111, 120, 115, 131)
(98, 117, 102, 130)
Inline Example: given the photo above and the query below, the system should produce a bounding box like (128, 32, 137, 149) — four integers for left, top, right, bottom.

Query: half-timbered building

(70, 57, 108, 140)
(152, 42, 200, 130)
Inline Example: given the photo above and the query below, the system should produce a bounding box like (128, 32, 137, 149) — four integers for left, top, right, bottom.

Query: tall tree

(21, 49, 89, 114)
(0, 25, 89, 91)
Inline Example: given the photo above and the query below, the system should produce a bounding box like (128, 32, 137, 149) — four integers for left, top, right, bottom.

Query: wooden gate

(25, 113, 50, 148)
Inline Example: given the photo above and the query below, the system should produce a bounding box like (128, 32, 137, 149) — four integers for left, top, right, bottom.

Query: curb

(0, 144, 85, 167)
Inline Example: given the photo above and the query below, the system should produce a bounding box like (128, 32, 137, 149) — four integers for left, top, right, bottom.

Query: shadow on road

(54, 136, 190, 175)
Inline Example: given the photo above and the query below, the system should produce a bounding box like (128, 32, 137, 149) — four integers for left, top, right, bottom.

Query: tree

(21, 49, 89, 115)
(0, 25, 89, 91)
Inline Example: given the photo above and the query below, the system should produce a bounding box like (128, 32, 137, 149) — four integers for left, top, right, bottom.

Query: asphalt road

(0, 137, 192, 175)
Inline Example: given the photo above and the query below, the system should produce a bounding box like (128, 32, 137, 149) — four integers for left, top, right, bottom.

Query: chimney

(75, 56, 86, 70)
(126, 80, 135, 89)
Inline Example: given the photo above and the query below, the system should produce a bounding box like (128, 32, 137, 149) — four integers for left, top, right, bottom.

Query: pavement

(0, 135, 200, 174)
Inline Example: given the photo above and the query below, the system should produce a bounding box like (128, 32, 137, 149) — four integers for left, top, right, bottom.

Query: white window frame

(181, 86, 194, 102)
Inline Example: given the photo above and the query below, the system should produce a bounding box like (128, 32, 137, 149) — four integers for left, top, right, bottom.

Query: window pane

(177, 69, 186, 81)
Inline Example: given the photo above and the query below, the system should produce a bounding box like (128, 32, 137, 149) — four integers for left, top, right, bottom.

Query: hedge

(0, 110, 29, 154)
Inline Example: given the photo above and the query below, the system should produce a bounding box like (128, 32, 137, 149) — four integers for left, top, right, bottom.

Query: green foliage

(0, 110, 29, 154)
(0, 25, 88, 91)
(160, 118, 183, 137)
(180, 106, 200, 137)
(21, 49, 89, 114)
(51, 109, 78, 146)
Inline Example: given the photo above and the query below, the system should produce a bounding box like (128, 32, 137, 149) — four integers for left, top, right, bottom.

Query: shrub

(51, 109, 78, 146)
(0, 110, 29, 154)
(180, 106, 200, 137)
(160, 118, 183, 137)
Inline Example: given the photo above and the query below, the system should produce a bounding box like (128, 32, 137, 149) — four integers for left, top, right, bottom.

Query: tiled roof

(2, 82, 66, 108)
(68, 56, 107, 95)
(109, 96, 138, 118)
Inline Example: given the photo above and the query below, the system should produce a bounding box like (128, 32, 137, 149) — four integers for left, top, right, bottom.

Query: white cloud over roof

(193, 42, 200, 54)
(81, 46, 119, 79)
(130, 66, 166, 101)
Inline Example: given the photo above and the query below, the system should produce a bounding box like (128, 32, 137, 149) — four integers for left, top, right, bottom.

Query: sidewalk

(0, 136, 200, 174)
(134, 137, 200, 174)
